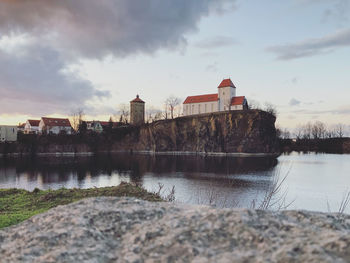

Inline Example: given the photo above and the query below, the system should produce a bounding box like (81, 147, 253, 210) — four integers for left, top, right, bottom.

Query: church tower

(218, 79, 236, 111)
(130, 95, 145, 125)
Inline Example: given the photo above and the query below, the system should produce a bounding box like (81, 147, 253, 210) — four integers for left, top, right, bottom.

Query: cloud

(266, 28, 350, 60)
(0, 0, 236, 59)
(195, 36, 238, 49)
(298, 0, 350, 24)
(0, 0, 236, 116)
(0, 44, 109, 115)
(289, 98, 301, 106)
(291, 105, 350, 115)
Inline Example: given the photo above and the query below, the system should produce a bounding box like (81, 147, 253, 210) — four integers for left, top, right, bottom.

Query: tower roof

(130, 95, 145, 103)
(218, 78, 235, 88)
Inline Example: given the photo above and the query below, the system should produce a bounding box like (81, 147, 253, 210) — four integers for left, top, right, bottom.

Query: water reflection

(0, 154, 278, 208)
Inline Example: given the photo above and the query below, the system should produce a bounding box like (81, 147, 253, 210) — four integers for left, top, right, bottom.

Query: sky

(0, 0, 349, 131)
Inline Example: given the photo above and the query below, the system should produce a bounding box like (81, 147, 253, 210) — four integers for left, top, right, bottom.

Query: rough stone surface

(1, 197, 349, 262)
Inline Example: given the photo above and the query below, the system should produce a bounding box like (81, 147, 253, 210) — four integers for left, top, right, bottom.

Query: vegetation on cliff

(0, 182, 162, 229)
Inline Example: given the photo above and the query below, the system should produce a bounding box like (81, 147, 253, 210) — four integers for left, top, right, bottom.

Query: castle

(183, 79, 248, 116)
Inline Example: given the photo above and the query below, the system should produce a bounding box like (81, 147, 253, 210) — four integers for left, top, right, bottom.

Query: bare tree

(70, 108, 85, 131)
(335, 124, 344, 138)
(117, 104, 130, 124)
(165, 95, 181, 119)
(302, 122, 313, 140)
(146, 106, 162, 123)
(264, 102, 277, 117)
(248, 99, 261, 110)
(312, 121, 326, 139)
(294, 125, 304, 140)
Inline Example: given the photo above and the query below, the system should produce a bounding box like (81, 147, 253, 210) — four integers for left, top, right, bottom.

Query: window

(198, 104, 201, 114)
(192, 105, 194, 114)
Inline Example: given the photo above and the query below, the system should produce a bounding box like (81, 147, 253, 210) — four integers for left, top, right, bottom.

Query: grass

(0, 182, 163, 229)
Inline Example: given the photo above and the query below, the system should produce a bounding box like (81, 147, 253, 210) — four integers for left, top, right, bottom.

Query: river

(0, 152, 349, 213)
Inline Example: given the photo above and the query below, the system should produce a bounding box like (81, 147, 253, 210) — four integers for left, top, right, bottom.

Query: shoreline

(0, 150, 281, 159)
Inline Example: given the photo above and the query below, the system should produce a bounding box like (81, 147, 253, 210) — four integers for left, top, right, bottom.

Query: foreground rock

(0, 198, 349, 262)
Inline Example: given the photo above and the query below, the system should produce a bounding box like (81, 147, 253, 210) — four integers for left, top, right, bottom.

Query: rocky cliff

(112, 110, 279, 154)
(1, 197, 349, 262)
(0, 110, 279, 156)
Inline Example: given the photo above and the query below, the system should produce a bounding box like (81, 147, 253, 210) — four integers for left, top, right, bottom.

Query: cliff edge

(0, 197, 349, 262)
(115, 110, 279, 154)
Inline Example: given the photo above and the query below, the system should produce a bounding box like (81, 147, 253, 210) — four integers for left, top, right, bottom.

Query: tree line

(278, 121, 347, 140)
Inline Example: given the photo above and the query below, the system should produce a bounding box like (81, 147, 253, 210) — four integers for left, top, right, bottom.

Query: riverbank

(1, 197, 349, 262)
(0, 150, 280, 159)
(280, 138, 350, 154)
(0, 182, 162, 229)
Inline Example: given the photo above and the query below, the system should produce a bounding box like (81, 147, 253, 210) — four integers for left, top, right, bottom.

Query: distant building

(130, 95, 145, 125)
(86, 121, 104, 133)
(17, 123, 25, 133)
(24, 120, 40, 134)
(183, 79, 248, 116)
(39, 117, 72, 135)
(0, 126, 18, 142)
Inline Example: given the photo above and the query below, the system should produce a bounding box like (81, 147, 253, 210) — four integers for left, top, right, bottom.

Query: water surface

(0, 152, 349, 213)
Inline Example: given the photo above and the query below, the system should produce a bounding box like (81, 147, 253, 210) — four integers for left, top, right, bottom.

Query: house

(17, 123, 25, 133)
(0, 126, 18, 142)
(99, 121, 123, 130)
(183, 78, 248, 116)
(86, 121, 104, 133)
(39, 117, 72, 135)
(24, 120, 40, 134)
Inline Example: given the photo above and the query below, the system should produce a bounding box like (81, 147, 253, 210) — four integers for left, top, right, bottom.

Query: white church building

(183, 79, 248, 116)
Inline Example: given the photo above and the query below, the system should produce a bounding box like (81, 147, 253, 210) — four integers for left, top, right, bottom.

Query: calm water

(0, 152, 349, 213)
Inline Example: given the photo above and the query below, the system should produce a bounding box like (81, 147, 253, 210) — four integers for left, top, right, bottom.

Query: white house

(86, 121, 104, 133)
(0, 126, 18, 142)
(24, 120, 40, 134)
(183, 79, 248, 116)
(39, 117, 72, 135)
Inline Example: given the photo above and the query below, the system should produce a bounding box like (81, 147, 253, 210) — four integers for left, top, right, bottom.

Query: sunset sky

(0, 0, 349, 131)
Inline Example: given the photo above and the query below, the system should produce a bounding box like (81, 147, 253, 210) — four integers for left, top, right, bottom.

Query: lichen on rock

(0, 197, 349, 262)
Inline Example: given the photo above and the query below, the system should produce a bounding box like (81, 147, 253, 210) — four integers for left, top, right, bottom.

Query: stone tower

(130, 95, 145, 125)
(218, 78, 236, 111)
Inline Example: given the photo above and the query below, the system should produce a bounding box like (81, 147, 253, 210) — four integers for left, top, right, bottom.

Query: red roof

(99, 121, 121, 127)
(183, 93, 218, 104)
(218, 79, 235, 88)
(41, 117, 72, 127)
(231, 96, 246, 106)
(28, 120, 40, 127)
(131, 95, 145, 103)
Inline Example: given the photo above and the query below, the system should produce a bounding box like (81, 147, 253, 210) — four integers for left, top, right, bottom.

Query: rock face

(1, 197, 349, 262)
(116, 110, 279, 154)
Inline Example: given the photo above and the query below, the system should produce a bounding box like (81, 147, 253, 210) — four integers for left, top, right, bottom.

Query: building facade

(130, 95, 145, 125)
(0, 126, 18, 142)
(24, 120, 40, 134)
(183, 79, 248, 116)
(39, 117, 72, 135)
